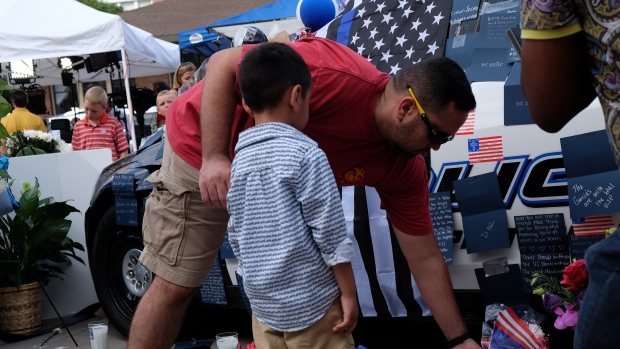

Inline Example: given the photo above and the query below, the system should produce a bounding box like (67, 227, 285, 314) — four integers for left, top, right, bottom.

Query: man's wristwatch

(446, 332, 472, 348)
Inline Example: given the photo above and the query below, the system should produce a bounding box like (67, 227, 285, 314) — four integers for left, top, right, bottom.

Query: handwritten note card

(112, 174, 138, 227)
(450, 0, 481, 24)
(504, 63, 534, 125)
(453, 172, 510, 254)
(560, 130, 620, 218)
(219, 232, 236, 260)
(515, 214, 570, 291)
(200, 258, 227, 305)
(430, 192, 454, 265)
(477, 1, 519, 49)
(468, 47, 511, 82)
(569, 234, 606, 260)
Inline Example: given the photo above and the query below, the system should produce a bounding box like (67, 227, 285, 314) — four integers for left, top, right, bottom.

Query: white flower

(57, 140, 72, 153)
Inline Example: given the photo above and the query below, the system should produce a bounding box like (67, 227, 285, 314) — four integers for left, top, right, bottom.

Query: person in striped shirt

(71, 86, 129, 162)
(227, 42, 357, 349)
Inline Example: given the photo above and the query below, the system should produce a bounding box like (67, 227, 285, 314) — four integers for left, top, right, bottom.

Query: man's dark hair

(152, 81, 171, 94)
(11, 90, 28, 108)
(239, 42, 311, 113)
(393, 57, 476, 115)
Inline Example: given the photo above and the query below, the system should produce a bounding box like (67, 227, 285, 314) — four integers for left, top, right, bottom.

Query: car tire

(91, 206, 151, 337)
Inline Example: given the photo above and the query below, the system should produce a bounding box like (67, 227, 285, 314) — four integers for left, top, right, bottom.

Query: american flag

(456, 110, 476, 135)
(572, 214, 614, 236)
(324, 0, 452, 75)
(468, 135, 503, 163)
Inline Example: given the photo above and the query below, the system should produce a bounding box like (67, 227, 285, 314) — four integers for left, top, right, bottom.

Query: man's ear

(396, 96, 415, 122)
(241, 98, 253, 115)
(289, 85, 302, 112)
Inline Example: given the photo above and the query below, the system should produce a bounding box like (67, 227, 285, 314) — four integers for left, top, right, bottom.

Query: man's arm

(199, 47, 243, 208)
(394, 229, 480, 349)
(521, 33, 596, 133)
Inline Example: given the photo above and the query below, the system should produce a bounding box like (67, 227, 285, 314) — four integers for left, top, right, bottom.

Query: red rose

(561, 259, 588, 291)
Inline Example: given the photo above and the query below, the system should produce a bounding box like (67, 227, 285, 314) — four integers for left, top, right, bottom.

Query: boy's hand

(332, 294, 358, 336)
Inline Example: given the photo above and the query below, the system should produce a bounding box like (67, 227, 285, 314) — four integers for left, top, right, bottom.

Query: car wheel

(91, 206, 153, 336)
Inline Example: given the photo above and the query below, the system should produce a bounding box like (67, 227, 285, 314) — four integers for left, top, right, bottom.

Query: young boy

(226, 42, 358, 348)
(155, 90, 176, 128)
(72, 86, 129, 161)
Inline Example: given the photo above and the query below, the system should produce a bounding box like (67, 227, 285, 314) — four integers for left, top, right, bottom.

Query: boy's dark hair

(11, 90, 28, 108)
(393, 57, 476, 115)
(239, 43, 311, 113)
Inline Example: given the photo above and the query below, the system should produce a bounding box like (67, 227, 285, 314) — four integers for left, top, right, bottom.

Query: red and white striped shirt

(72, 113, 129, 161)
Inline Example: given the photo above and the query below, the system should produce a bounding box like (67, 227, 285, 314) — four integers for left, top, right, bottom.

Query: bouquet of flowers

(531, 259, 588, 331)
(4, 129, 71, 157)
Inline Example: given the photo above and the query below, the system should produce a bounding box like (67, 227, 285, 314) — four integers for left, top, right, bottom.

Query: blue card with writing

(453, 172, 510, 253)
(504, 63, 534, 125)
(429, 192, 454, 265)
(112, 173, 138, 227)
(199, 258, 227, 305)
(450, 0, 482, 25)
(476, 0, 519, 49)
(568, 233, 606, 260)
(515, 213, 570, 291)
(445, 33, 479, 72)
(468, 48, 512, 82)
(475, 264, 529, 306)
(560, 130, 620, 218)
(219, 232, 236, 259)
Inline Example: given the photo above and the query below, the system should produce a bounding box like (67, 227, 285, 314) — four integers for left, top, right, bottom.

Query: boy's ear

(241, 98, 253, 116)
(289, 85, 303, 112)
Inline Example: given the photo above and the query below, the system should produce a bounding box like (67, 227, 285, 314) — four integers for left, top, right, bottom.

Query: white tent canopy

(0, 0, 179, 86)
(0, 0, 180, 150)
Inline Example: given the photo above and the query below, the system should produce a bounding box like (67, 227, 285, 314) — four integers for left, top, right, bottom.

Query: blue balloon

(296, 0, 340, 31)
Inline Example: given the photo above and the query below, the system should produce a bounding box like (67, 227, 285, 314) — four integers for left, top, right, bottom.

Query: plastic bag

(482, 303, 549, 349)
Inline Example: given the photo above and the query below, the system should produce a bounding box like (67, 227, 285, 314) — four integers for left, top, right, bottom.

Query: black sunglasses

(406, 85, 454, 145)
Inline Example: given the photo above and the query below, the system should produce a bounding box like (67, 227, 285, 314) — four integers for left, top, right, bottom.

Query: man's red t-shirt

(166, 37, 432, 237)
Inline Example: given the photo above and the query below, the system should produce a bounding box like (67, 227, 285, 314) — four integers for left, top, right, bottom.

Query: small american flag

(325, 0, 452, 75)
(456, 110, 475, 135)
(468, 136, 503, 163)
(572, 214, 614, 236)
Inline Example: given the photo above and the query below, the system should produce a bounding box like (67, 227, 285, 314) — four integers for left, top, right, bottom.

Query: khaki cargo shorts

(140, 138, 229, 288)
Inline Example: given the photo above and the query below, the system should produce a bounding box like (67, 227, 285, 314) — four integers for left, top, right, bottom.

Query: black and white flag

(314, 0, 455, 318)
(323, 0, 452, 75)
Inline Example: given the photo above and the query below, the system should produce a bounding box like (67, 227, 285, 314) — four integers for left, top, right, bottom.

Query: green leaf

(0, 169, 11, 179)
(15, 147, 47, 157)
(17, 179, 41, 218)
(31, 201, 80, 225)
(0, 95, 11, 120)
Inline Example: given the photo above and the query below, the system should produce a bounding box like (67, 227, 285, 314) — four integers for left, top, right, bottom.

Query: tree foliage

(77, 0, 124, 14)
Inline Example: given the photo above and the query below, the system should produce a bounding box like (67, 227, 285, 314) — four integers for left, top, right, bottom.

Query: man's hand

(199, 156, 231, 208)
(453, 338, 481, 349)
(332, 293, 358, 336)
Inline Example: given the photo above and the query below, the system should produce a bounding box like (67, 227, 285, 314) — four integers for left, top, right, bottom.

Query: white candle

(89, 323, 108, 349)
(216, 336, 238, 349)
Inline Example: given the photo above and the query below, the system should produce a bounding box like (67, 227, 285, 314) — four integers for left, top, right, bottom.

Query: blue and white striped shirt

(227, 122, 355, 332)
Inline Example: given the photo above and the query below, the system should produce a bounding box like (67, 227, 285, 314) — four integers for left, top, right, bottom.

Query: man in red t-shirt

(129, 38, 478, 349)
(72, 87, 128, 162)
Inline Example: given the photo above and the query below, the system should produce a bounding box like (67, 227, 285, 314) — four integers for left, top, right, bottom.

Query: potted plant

(0, 178, 84, 334)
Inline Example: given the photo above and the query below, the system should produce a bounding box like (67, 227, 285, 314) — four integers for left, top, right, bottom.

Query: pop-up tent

(0, 0, 180, 149)
(179, 0, 302, 57)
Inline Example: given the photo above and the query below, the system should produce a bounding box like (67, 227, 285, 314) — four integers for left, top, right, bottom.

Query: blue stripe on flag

(336, 7, 356, 45)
